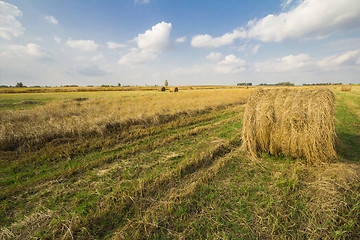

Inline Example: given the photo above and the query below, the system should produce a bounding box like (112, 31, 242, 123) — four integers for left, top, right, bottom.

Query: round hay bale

(158, 87, 166, 92)
(169, 87, 179, 93)
(341, 85, 352, 91)
(241, 88, 337, 164)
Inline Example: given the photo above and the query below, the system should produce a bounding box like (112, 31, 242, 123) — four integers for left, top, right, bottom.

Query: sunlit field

(0, 86, 359, 239)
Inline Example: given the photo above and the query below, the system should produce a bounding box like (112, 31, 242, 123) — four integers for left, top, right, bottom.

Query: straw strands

(242, 88, 337, 164)
(341, 85, 352, 91)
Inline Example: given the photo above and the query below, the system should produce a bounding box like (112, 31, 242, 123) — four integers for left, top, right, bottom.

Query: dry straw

(242, 88, 337, 164)
(0, 89, 252, 150)
(341, 85, 352, 91)
(169, 87, 179, 93)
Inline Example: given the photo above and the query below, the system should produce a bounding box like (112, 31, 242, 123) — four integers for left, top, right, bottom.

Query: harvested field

(0, 86, 359, 239)
(0, 89, 251, 150)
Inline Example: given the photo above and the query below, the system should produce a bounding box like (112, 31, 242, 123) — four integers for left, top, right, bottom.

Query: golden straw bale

(242, 88, 337, 164)
(169, 87, 179, 93)
(341, 85, 352, 91)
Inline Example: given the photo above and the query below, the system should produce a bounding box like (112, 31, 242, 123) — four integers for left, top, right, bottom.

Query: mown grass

(0, 86, 359, 239)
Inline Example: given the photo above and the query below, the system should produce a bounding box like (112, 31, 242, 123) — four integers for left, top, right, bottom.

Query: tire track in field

(0, 105, 244, 235)
(0, 108, 225, 202)
(112, 143, 243, 239)
(69, 135, 242, 239)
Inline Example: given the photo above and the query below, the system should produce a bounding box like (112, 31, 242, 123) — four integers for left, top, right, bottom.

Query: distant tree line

(0, 82, 27, 88)
(259, 82, 294, 86)
(61, 85, 79, 87)
(237, 83, 252, 86)
(302, 83, 343, 86)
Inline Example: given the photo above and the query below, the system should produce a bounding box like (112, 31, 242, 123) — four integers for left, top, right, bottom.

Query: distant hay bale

(242, 88, 337, 164)
(73, 98, 88, 101)
(341, 85, 352, 91)
(170, 87, 179, 93)
(158, 87, 166, 92)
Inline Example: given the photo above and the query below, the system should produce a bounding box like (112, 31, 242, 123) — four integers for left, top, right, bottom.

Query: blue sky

(1, 0, 360, 86)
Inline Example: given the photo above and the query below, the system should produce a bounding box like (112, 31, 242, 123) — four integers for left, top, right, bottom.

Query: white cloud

(136, 21, 172, 51)
(281, 0, 293, 10)
(0, 1, 24, 40)
(2, 43, 53, 63)
(247, 0, 360, 42)
(118, 22, 172, 66)
(118, 48, 158, 66)
(175, 36, 186, 43)
(171, 53, 246, 76)
(318, 50, 360, 69)
(66, 39, 99, 51)
(206, 52, 223, 62)
(215, 54, 246, 74)
(255, 54, 313, 72)
(91, 54, 103, 61)
(251, 44, 261, 54)
(134, 0, 150, 4)
(26, 43, 50, 58)
(54, 36, 62, 43)
(191, 29, 246, 48)
(107, 41, 127, 49)
(45, 15, 58, 25)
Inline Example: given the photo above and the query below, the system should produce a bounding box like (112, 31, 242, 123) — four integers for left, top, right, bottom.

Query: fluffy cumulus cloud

(206, 52, 223, 62)
(118, 48, 158, 66)
(119, 22, 172, 66)
(45, 15, 58, 25)
(107, 41, 126, 49)
(136, 21, 172, 51)
(191, 29, 246, 48)
(254, 54, 313, 72)
(318, 50, 360, 70)
(247, 0, 360, 42)
(66, 39, 99, 51)
(26, 43, 51, 58)
(215, 54, 246, 74)
(0, 1, 24, 40)
(2, 43, 53, 63)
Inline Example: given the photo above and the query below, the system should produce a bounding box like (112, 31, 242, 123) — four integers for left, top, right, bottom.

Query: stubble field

(0, 86, 359, 239)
